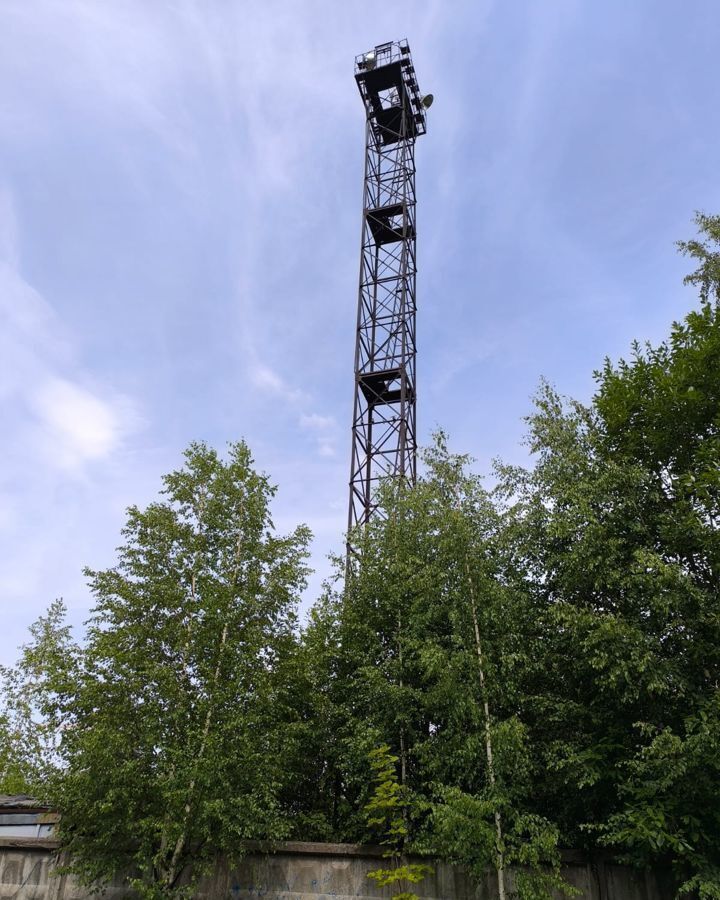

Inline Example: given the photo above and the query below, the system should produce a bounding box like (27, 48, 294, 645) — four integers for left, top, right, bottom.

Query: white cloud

(300, 412, 336, 431)
(247, 360, 312, 410)
(0, 188, 140, 475)
(29, 376, 126, 469)
(250, 364, 285, 393)
(299, 412, 339, 459)
(0, 269, 138, 473)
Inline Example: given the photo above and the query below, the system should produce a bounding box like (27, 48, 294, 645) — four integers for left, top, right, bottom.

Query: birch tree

(49, 441, 311, 898)
(335, 436, 566, 898)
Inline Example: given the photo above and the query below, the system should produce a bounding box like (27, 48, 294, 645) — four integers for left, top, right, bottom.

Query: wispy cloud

(300, 411, 339, 458)
(0, 185, 18, 268)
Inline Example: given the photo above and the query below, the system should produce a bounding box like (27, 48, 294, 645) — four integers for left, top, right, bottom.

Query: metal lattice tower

(347, 40, 429, 551)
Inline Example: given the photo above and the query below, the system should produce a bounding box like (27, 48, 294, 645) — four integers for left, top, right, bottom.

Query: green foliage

(425, 785, 496, 876)
(0, 600, 78, 794)
(330, 435, 572, 898)
(364, 745, 432, 900)
(600, 696, 720, 896)
(677, 212, 720, 303)
(508, 815, 579, 900)
(494, 214, 720, 892)
(426, 782, 575, 900)
(367, 866, 431, 900)
(364, 746, 408, 843)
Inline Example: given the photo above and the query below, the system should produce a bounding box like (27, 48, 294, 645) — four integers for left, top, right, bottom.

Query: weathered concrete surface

(0, 840, 675, 900)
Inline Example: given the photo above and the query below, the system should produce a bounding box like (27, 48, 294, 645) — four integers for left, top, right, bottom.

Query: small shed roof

(0, 795, 48, 811)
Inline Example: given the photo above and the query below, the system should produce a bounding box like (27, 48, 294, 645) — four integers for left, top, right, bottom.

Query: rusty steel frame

(347, 40, 428, 554)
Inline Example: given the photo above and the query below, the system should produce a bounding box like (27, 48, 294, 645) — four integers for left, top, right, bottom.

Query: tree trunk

(397, 612, 407, 788)
(465, 558, 506, 900)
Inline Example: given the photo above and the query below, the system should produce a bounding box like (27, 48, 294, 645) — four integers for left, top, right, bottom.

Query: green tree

(325, 436, 567, 898)
(364, 745, 432, 900)
(495, 214, 720, 893)
(281, 581, 357, 840)
(43, 441, 310, 898)
(0, 600, 78, 794)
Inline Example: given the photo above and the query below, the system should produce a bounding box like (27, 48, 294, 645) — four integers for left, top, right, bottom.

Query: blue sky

(1, 0, 719, 664)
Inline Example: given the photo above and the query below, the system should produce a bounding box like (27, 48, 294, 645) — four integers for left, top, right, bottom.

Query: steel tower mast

(347, 40, 429, 550)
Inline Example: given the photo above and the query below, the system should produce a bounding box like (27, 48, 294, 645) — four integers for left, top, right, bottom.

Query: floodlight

(421, 93, 434, 109)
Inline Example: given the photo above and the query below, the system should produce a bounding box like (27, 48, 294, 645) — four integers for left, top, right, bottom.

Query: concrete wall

(0, 839, 675, 900)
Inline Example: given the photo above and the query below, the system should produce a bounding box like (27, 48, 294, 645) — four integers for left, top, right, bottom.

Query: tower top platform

(354, 40, 427, 145)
